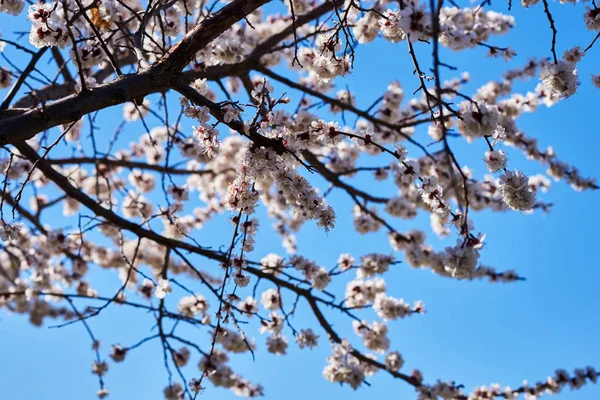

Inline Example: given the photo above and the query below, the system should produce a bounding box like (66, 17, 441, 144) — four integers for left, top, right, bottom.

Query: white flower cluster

(290, 255, 331, 290)
(353, 204, 382, 234)
(483, 150, 507, 173)
(239, 217, 259, 253)
(379, 2, 430, 43)
(296, 328, 319, 349)
(393, 159, 420, 185)
(539, 60, 579, 99)
(0, 222, 22, 242)
(439, 7, 515, 50)
(385, 351, 404, 371)
(353, 320, 390, 353)
(468, 367, 598, 399)
(259, 311, 284, 335)
(110, 345, 127, 363)
(259, 253, 284, 275)
(70, 40, 104, 68)
(197, 350, 263, 397)
(223, 146, 262, 215)
(458, 101, 501, 140)
(27, 2, 70, 48)
(353, 10, 381, 44)
(323, 340, 374, 389)
(92, 361, 108, 377)
(345, 277, 386, 308)
(163, 383, 184, 400)
(225, 145, 335, 230)
(239, 296, 258, 316)
(311, 34, 352, 82)
(177, 294, 209, 318)
(373, 293, 415, 320)
(417, 381, 464, 399)
(286, 0, 312, 15)
(385, 196, 418, 219)
(214, 327, 255, 354)
(154, 278, 172, 299)
(266, 333, 288, 355)
(260, 288, 281, 311)
(0, 0, 24, 15)
(337, 253, 355, 271)
(419, 175, 451, 218)
(180, 97, 221, 159)
(357, 253, 394, 278)
(584, 6, 600, 31)
(123, 99, 151, 122)
(377, 2, 514, 50)
(499, 170, 536, 211)
(442, 240, 482, 279)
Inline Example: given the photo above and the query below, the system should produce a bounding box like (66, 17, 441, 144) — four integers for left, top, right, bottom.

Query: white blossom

(499, 170, 536, 211)
(540, 61, 579, 99)
(154, 278, 172, 299)
(483, 150, 507, 172)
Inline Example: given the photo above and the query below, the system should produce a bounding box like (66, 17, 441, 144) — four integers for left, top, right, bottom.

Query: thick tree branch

(0, 0, 271, 146)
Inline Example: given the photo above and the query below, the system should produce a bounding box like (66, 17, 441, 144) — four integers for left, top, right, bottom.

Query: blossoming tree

(0, 0, 598, 398)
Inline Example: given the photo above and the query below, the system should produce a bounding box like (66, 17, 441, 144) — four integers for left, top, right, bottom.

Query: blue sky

(1, 1, 599, 400)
